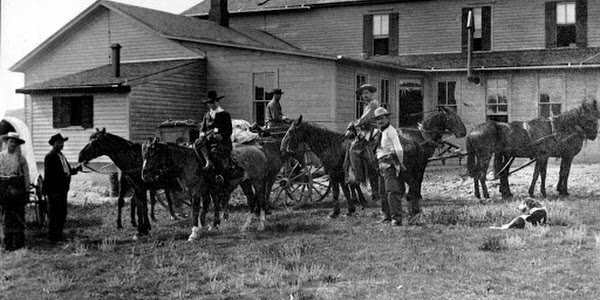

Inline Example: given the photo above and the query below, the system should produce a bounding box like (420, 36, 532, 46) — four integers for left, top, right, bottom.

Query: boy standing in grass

(373, 107, 406, 226)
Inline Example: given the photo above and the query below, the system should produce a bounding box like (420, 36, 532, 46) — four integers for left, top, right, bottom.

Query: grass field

(2, 162, 600, 299)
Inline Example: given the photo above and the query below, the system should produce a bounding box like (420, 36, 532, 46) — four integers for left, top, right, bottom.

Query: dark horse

(78, 128, 180, 237)
(467, 99, 600, 199)
(282, 116, 431, 218)
(141, 137, 289, 240)
(345, 107, 467, 207)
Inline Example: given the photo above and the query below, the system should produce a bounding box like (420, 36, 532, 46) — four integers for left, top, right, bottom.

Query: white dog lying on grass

(489, 198, 547, 230)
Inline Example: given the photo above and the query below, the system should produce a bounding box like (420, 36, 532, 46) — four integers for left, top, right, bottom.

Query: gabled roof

(183, 0, 425, 16)
(374, 48, 600, 71)
(11, 0, 323, 72)
(16, 59, 201, 94)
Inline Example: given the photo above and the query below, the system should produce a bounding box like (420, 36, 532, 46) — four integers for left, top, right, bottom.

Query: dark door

(398, 79, 423, 127)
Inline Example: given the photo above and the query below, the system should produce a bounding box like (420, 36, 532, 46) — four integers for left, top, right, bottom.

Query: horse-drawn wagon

(157, 118, 331, 209)
(1, 116, 47, 225)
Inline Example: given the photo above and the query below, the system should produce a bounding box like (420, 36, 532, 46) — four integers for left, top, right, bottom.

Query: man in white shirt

(373, 107, 405, 226)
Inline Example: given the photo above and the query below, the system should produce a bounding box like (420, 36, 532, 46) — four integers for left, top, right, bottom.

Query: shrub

(479, 236, 506, 252)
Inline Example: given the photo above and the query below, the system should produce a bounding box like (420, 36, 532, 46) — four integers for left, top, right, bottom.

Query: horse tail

(466, 135, 479, 178)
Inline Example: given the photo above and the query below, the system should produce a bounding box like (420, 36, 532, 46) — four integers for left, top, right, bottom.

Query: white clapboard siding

(129, 61, 207, 143)
(22, 8, 199, 84)
(228, 0, 600, 56)
(30, 94, 129, 164)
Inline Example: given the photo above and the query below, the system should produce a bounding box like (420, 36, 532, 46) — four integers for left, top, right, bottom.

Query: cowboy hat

(48, 133, 69, 145)
(203, 91, 225, 103)
(373, 107, 391, 118)
(271, 88, 284, 95)
(356, 83, 377, 95)
(1, 132, 25, 145)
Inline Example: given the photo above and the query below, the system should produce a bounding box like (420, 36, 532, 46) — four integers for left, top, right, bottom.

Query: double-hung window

(546, 0, 587, 48)
(437, 81, 457, 113)
(539, 77, 563, 118)
(52, 96, 93, 128)
(355, 74, 368, 118)
(363, 13, 399, 57)
(462, 6, 492, 52)
(253, 72, 276, 126)
(486, 79, 509, 122)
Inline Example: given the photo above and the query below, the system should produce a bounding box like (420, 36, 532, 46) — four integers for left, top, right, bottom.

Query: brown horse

(345, 107, 467, 205)
(141, 137, 289, 240)
(281, 116, 428, 218)
(78, 128, 180, 237)
(467, 99, 600, 199)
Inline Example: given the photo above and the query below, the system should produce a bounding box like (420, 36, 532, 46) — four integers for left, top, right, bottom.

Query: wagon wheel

(33, 174, 47, 225)
(271, 151, 331, 209)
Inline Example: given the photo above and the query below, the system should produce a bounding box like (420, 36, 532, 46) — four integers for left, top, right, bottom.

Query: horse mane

(298, 121, 344, 142)
(553, 99, 599, 134)
(91, 130, 137, 149)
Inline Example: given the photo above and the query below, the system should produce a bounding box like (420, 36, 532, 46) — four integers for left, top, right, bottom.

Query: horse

(281, 116, 428, 218)
(345, 107, 467, 208)
(141, 137, 288, 240)
(467, 99, 600, 199)
(78, 128, 180, 237)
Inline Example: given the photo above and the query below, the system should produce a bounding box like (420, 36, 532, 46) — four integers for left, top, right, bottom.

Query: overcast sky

(0, 0, 201, 116)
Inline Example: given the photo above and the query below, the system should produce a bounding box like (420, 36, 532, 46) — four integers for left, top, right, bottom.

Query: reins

(81, 162, 118, 175)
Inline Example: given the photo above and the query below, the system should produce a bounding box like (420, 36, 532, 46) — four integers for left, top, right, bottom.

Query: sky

(0, 0, 202, 117)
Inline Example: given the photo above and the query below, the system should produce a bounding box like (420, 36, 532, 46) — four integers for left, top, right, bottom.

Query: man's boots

(197, 145, 214, 171)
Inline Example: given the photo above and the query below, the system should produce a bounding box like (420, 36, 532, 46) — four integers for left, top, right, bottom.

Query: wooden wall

(129, 60, 207, 143)
(29, 93, 129, 164)
(227, 0, 600, 57)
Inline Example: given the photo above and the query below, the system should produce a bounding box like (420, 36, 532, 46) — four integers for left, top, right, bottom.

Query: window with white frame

(486, 79, 509, 122)
(355, 74, 368, 118)
(253, 72, 276, 126)
(437, 81, 457, 112)
(539, 77, 563, 118)
(52, 96, 93, 128)
(373, 15, 389, 56)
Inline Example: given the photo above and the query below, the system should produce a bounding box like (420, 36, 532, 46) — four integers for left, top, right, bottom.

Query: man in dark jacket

(194, 91, 234, 184)
(43, 133, 81, 242)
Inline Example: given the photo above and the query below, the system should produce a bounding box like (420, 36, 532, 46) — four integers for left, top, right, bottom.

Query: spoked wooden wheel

(271, 152, 331, 209)
(32, 174, 47, 225)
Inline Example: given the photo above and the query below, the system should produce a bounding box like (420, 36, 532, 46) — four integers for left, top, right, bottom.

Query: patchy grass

(2, 163, 600, 299)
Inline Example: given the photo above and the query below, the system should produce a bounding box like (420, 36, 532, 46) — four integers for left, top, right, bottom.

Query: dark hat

(356, 83, 377, 95)
(271, 88, 284, 95)
(1, 132, 25, 145)
(48, 133, 69, 145)
(204, 91, 225, 103)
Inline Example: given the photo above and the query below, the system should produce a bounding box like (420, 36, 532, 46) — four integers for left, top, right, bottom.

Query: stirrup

(215, 175, 224, 184)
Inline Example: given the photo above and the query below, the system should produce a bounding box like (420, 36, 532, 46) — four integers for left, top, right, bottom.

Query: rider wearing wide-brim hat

(0, 132, 30, 251)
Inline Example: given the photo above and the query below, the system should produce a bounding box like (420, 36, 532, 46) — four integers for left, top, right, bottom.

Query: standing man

(195, 91, 234, 183)
(265, 88, 291, 129)
(44, 133, 81, 242)
(373, 107, 405, 226)
(0, 132, 29, 251)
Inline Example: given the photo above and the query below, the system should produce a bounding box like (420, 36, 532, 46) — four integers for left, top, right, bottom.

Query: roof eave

(16, 85, 131, 95)
(405, 63, 600, 72)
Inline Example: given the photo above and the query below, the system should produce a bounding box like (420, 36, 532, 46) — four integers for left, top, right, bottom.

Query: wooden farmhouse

(10, 0, 419, 166)
(10, 0, 600, 165)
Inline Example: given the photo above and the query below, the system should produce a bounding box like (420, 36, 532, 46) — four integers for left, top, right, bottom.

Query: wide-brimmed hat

(356, 83, 377, 95)
(1, 132, 25, 145)
(271, 88, 284, 95)
(203, 91, 225, 103)
(373, 107, 391, 118)
(48, 133, 69, 145)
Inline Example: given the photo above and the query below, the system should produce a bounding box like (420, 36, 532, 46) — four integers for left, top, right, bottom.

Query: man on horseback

(373, 107, 405, 226)
(195, 91, 236, 184)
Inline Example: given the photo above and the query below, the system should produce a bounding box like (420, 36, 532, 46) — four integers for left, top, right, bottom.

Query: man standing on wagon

(195, 91, 235, 184)
(44, 133, 82, 243)
(0, 132, 30, 251)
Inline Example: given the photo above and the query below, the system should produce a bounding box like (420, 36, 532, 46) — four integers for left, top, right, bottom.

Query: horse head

(439, 107, 467, 138)
(579, 101, 599, 141)
(78, 127, 108, 163)
(281, 115, 305, 155)
(141, 137, 171, 182)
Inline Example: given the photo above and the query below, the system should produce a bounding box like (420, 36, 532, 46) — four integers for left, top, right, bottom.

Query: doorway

(398, 79, 423, 127)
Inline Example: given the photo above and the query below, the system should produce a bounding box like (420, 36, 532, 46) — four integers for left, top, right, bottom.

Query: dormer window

(363, 13, 398, 57)
(545, 0, 587, 48)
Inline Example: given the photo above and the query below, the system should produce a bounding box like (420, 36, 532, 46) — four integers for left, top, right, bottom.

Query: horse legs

(188, 192, 203, 241)
(133, 188, 150, 238)
(557, 156, 573, 196)
(495, 155, 514, 199)
(116, 183, 127, 229)
(328, 181, 341, 218)
(149, 190, 158, 222)
(473, 179, 481, 199)
(163, 190, 178, 220)
(339, 180, 356, 216)
(529, 159, 548, 198)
